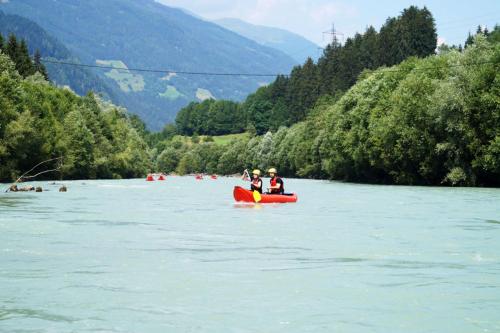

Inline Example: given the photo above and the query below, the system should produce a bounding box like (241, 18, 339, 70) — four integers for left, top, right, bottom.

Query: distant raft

(146, 173, 167, 181)
(233, 186, 298, 204)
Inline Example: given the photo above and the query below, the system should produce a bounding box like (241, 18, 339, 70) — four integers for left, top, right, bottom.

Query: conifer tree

(397, 6, 437, 62)
(465, 32, 474, 48)
(5, 34, 19, 63)
(378, 17, 399, 66)
(34, 49, 49, 80)
(18, 39, 36, 77)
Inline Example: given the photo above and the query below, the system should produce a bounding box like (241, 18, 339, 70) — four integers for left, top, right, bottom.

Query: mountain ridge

(215, 17, 320, 64)
(0, 10, 116, 99)
(0, 0, 296, 130)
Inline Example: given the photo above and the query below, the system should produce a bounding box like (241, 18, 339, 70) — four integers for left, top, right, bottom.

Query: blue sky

(157, 0, 499, 47)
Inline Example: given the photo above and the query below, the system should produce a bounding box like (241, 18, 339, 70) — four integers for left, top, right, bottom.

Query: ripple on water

(57, 284, 151, 295)
(375, 259, 467, 270)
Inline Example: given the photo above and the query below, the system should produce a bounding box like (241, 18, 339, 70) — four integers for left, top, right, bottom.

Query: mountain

(0, 10, 115, 99)
(215, 18, 320, 64)
(0, 0, 296, 130)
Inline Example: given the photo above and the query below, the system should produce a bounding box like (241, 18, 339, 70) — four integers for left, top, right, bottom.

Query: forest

(154, 32, 499, 187)
(175, 6, 439, 135)
(0, 33, 151, 182)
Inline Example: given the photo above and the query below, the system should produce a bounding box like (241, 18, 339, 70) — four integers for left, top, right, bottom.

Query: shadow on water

(0, 195, 35, 208)
(0, 307, 77, 323)
(456, 218, 500, 231)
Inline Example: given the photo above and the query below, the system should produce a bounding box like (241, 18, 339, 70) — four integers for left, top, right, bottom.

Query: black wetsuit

(251, 178, 263, 194)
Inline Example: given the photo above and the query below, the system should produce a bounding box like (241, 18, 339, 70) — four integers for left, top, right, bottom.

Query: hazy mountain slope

(0, 10, 115, 99)
(215, 18, 320, 64)
(0, 0, 296, 130)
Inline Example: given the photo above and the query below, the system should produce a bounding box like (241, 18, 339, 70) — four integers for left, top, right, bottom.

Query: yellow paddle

(253, 190, 262, 203)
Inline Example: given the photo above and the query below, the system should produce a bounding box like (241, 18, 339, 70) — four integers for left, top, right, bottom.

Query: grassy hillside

(212, 133, 250, 145)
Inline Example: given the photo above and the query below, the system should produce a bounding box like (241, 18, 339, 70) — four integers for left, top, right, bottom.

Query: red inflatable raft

(233, 186, 298, 204)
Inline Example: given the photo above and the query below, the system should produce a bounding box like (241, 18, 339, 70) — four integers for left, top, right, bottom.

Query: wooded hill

(0, 42, 151, 182)
(154, 31, 500, 187)
(175, 6, 438, 136)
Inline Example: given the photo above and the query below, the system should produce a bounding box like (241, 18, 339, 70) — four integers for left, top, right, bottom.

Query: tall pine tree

(33, 49, 49, 80)
(5, 34, 19, 64)
(17, 39, 36, 77)
(378, 17, 400, 66)
(397, 6, 437, 62)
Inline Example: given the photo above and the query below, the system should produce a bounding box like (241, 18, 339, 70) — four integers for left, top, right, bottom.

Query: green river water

(1, 177, 499, 333)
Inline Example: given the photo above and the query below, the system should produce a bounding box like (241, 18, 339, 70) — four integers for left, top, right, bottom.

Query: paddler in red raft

(234, 168, 296, 203)
(250, 169, 263, 193)
(267, 168, 285, 194)
(241, 169, 262, 192)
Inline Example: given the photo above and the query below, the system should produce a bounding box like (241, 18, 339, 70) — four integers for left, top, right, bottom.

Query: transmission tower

(322, 23, 344, 45)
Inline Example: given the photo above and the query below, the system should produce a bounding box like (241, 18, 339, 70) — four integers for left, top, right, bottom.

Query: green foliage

(217, 6, 439, 135)
(169, 6, 439, 137)
(155, 35, 499, 187)
(0, 33, 46, 78)
(157, 147, 181, 173)
(175, 99, 245, 136)
(0, 49, 152, 182)
(317, 35, 499, 186)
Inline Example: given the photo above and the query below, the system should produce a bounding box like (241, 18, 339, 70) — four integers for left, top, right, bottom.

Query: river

(1, 177, 499, 333)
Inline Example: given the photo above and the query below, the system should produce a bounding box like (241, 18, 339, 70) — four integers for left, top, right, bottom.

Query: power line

(40, 57, 496, 82)
(40, 59, 285, 77)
